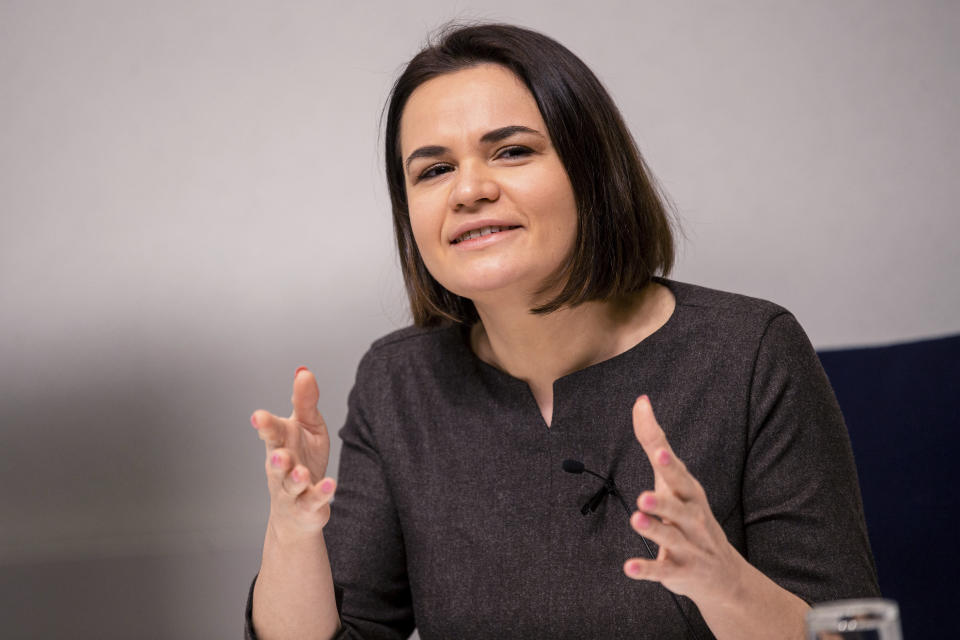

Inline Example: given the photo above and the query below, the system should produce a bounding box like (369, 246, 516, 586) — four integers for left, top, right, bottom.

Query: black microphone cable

(562, 459, 705, 640)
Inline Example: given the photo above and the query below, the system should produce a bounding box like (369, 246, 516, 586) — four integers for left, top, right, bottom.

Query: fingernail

(295, 366, 308, 376)
(271, 453, 282, 467)
(626, 560, 642, 575)
(320, 479, 335, 493)
(291, 469, 301, 482)
(657, 449, 671, 465)
(641, 494, 657, 510)
(250, 413, 259, 429)
(633, 511, 651, 529)
(637, 394, 648, 404)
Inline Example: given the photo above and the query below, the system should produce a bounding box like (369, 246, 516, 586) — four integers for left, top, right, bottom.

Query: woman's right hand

(251, 366, 337, 539)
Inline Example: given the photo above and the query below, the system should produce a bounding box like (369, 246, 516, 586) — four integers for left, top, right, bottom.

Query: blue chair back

(818, 334, 960, 638)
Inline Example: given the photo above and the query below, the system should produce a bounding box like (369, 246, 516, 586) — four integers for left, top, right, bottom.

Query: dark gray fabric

(246, 280, 879, 639)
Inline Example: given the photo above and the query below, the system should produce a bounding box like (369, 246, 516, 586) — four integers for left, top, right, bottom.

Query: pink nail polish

(320, 479, 335, 493)
(627, 560, 642, 574)
(291, 469, 301, 482)
(295, 366, 308, 376)
(642, 494, 657, 510)
(635, 512, 651, 529)
(657, 449, 671, 465)
(271, 453, 282, 467)
(250, 414, 259, 428)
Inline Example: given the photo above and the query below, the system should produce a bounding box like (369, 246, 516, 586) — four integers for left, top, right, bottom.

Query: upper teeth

(454, 225, 512, 244)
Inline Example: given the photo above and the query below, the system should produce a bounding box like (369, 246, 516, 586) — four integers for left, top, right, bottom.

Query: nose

(448, 160, 500, 210)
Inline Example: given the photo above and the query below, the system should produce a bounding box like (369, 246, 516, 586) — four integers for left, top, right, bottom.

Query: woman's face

(399, 64, 579, 307)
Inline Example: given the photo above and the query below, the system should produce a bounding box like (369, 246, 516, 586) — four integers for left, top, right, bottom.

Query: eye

(496, 145, 533, 160)
(417, 163, 454, 181)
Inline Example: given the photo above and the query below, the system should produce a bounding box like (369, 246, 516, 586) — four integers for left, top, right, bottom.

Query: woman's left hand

(623, 394, 746, 604)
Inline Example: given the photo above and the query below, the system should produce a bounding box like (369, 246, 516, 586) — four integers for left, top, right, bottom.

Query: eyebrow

(404, 125, 545, 173)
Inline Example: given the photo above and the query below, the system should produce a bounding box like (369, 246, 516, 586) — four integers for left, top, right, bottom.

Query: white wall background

(1, 1, 957, 637)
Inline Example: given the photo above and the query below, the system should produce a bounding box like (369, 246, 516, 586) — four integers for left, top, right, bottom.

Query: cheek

(407, 201, 444, 264)
(525, 174, 579, 250)
(408, 211, 427, 248)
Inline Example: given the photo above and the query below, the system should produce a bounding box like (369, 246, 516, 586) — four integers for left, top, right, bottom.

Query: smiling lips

(451, 224, 521, 245)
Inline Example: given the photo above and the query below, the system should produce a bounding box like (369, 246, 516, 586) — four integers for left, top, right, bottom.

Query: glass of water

(806, 599, 902, 640)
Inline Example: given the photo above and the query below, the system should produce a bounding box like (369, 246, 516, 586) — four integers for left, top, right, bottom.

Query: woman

(246, 24, 879, 639)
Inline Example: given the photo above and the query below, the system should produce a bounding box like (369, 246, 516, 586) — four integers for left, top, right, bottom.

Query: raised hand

(251, 366, 337, 538)
(622, 395, 745, 603)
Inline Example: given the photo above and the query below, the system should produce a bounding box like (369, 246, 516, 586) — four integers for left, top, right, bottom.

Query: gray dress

(246, 279, 879, 639)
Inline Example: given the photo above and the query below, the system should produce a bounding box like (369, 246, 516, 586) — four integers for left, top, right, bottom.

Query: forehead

(399, 64, 546, 153)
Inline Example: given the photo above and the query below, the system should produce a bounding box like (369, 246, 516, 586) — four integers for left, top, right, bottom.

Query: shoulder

(656, 278, 813, 367)
(662, 278, 792, 328)
(345, 323, 478, 432)
(660, 278, 808, 343)
(366, 324, 462, 359)
(353, 323, 472, 382)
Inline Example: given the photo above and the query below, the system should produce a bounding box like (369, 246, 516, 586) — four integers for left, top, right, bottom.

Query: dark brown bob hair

(384, 23, 674, 327)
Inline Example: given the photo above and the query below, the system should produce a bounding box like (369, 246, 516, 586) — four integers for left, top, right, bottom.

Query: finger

(251, 410, 287, 449)
(623, 557, 670, 583)
(291, 367, 325, 433)
(297, 477, 337, 513)
(630, 510, 689, 553)
(649, 446, 704, 502)
(632, 396, 700, 500)
(636, 493, 668, 526)
(281, 464, 312, 497)
(636, 491, 701, 541)
(637, 491, 685, 523)
(632, 395, 674, 463)
(265, 448, 294, 491)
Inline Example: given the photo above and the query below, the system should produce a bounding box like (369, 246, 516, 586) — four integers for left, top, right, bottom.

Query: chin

(441, 272, 544, 306)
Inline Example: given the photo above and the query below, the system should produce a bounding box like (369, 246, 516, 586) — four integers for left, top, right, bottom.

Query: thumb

(291, 366, 324, 430)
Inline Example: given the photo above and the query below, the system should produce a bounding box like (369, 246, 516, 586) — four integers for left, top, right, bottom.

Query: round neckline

(455, 277, 685, 390)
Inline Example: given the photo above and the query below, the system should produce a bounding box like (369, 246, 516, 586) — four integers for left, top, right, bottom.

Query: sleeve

(322, 351, 416, 639)
(741, 312, 881, 603)
(243, 351, 415, 640)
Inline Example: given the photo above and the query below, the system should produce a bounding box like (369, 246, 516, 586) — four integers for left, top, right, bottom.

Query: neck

(470, 281, 674, 426)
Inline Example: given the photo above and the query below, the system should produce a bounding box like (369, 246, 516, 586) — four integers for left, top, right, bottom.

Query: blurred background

(1, 1, 957, 637)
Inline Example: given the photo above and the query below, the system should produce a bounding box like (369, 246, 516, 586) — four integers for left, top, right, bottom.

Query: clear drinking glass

(805, 599, 902, 640)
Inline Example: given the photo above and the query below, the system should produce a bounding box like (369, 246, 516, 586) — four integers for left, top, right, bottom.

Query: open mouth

(452, 225, 520, 245)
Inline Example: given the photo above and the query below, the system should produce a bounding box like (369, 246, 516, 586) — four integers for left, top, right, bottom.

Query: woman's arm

(248, 368, 341, 640)
(623, 313, 879, 639)
(739, 313, 879, 603)
(248, 352, 416, 640)
(253, 525, 340, 640)
(692, 553, 810, 640)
